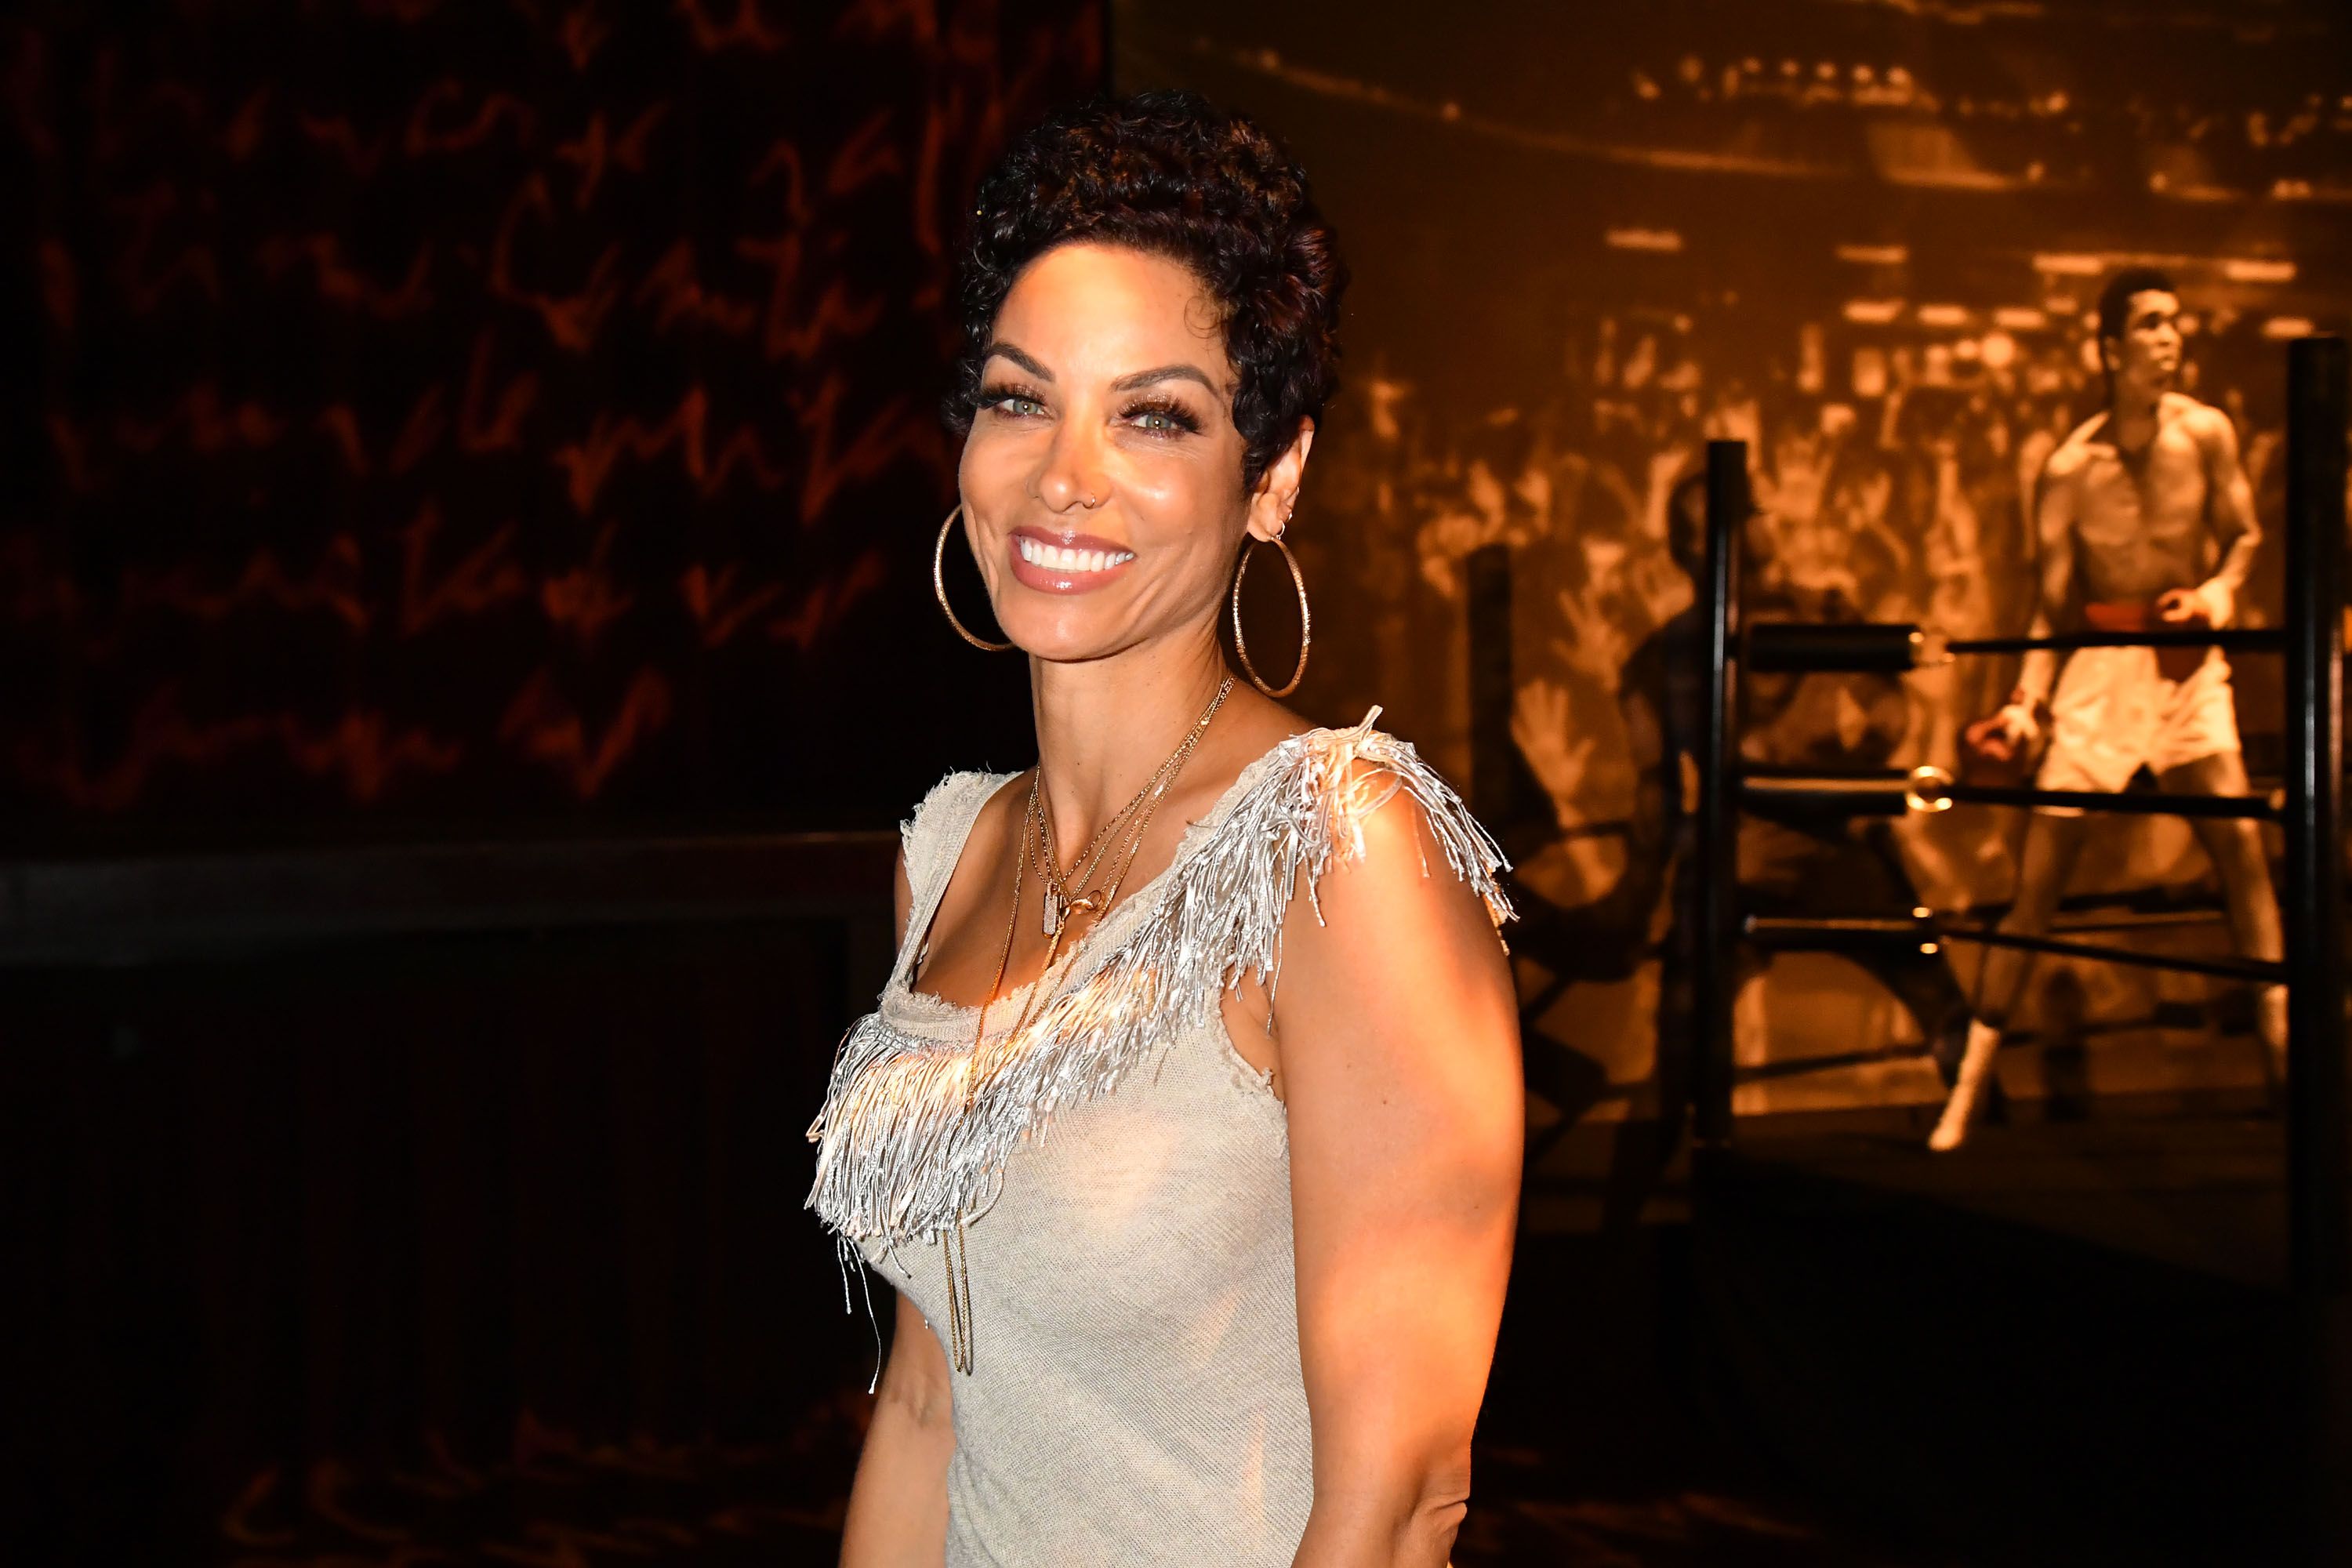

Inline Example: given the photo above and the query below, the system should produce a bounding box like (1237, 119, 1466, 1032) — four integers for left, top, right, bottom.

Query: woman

(808, 92, 1523, 1567)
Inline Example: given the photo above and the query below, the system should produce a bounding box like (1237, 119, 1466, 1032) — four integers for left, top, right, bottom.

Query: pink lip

(1006, 525, 1138, 594)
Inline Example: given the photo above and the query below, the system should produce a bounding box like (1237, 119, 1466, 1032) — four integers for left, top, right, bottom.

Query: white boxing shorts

(2034, 644, 2241, 808)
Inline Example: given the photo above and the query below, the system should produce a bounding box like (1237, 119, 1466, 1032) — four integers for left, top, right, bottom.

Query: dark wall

(5, 1, 1098, 852)
(2, 5, 1103, 1558)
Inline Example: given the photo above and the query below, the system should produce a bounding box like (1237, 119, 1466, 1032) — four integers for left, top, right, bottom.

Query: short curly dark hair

(945, 90, 1347, 492)
(2093, 265, 2177, 382)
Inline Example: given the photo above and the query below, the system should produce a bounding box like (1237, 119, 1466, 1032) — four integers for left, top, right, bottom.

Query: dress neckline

(887, 713, 1363, 1034)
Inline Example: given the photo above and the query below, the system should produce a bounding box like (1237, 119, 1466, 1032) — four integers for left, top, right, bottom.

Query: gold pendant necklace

(939, 673, 1236, 1374)
(1033, 677, 1233, 941)
(1035, 743, 1184, 936)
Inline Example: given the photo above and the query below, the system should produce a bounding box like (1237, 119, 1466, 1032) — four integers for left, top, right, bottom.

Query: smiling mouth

(1016, 538, 1135, 574)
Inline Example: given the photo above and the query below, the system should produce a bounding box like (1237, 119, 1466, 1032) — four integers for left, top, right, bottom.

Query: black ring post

(2285, 337, 2349, 1565)
(1693, 440, 1745, 1147)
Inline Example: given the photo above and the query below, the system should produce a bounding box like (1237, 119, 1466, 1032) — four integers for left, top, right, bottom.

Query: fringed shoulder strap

(1178, 704, 1514, 1013)
(888, 768, 1021, 989)
(808, 706, 1512, 1251)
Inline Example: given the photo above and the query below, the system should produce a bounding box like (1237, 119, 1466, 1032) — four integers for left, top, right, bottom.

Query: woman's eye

(1127, 405, 1195, 436)
(998, 397, 1044, 417)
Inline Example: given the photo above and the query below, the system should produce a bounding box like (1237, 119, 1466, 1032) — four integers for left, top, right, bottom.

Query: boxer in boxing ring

(1930, 267, 2286, 1151)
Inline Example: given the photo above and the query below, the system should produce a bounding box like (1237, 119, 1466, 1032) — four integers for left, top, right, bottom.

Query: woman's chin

(993, 612, 1142, 666)
(1007, 631, 1114, 665)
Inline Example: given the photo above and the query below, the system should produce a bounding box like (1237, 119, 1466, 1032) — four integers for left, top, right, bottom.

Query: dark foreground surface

(37, 1115, 2305, 1567)
(192, 1433, 1904, 1568)
(168, 1217, 1923, 1566)
(13, 927, 2309, 1566)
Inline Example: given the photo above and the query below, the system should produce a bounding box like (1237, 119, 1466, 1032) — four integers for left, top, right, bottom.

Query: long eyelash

(1121, 394, 1201, 434)
(978, 380, 1047, 411)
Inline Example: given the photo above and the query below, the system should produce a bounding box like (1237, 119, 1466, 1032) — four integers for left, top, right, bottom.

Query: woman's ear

(1246, 419, 1316, 543)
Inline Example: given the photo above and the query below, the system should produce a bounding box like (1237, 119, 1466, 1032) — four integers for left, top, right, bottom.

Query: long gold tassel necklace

(938, 674, 1236, 1374)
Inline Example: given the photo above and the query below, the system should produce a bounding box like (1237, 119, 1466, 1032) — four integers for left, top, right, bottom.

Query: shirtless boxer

(1927, 267, 2284, 1152)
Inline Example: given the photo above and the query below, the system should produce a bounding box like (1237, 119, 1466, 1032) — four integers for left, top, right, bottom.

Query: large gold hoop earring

(933, 504, 1012, 652)
(1230, 529, 1310, 698)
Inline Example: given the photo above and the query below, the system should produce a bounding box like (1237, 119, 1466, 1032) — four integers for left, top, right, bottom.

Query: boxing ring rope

(1743, 620, 2286, 674)
(1741, 908, 2228, 942)
(1740, 910, 2288, 986)
(1690, 339, 2347, 1306)
(1736, 768, 2285, 821)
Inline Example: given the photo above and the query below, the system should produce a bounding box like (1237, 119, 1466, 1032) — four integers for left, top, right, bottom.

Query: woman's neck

(1029, 634, 1232, 857)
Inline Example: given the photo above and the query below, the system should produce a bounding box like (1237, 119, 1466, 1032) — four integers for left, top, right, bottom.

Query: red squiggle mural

(498, 666, 673, 799)
(397, 502, 533, 637)
(110, 182, 223, 314)
(678, 561, 786, 649)
(252, 233, 436, 318)
(490, 174, 627, 352)
(296, 111, 391, 179)
(221, 85, 269, 161)
(388, 387, 448, 475)
(673, 0, 789, 55)
(634, 242, 761, 337)
(9, 2, 1100, 826)
(679, 546, 891, 651)
(539, 521, 636, 648)
(559, 6, 613, 73)
(113, 383, 287, 456)
(768, 547, 889, 652)
(790, 377, 937, 525)
(405, 79, 537, 158)
(553, 104, 667, 211)
(2, 532, 368, 654)
(459, 330, 541, 454)
(119, 536, 372, 639)
(314, 406, 373, 477)
(550, 387, 713, 514)
(548, 387, 815, 514)
(737, 231, 888, 364)
(834, 0, 943, 46)
(16, 685, 463, 811)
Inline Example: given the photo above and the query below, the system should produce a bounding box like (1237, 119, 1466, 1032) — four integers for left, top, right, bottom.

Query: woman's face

(956, 241, 1306, 663)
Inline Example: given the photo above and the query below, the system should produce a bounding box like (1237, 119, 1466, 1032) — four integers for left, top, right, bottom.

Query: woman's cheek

(960, 425, 1030, 495)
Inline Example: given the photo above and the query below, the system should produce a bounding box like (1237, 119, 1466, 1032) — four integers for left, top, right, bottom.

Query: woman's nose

(1036, 422, 1109, 512)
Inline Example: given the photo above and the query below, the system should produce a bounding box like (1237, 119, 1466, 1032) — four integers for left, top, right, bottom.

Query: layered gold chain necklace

(938, 673, 1236, 1372)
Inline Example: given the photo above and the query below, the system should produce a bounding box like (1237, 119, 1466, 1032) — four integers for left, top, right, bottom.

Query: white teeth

(1017, 539, 1134, 572)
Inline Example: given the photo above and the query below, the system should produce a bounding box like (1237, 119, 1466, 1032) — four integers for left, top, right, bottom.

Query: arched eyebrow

(1111, 365, 1221, 394)
(981, 342, 1221, 397)
(981, 341, 1052, 379)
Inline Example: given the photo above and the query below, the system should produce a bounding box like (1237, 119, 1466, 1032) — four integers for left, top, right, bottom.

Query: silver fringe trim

(804, 707, 1515, 1254)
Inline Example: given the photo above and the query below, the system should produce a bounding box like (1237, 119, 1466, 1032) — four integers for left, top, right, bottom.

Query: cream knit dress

(808, 709, 1512, 1566)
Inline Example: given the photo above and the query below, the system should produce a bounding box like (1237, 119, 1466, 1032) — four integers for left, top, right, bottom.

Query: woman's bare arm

(837, 847, 956, 1566)
(1274, 779, 1523, 1568)
(838, 1287, 955, 1566)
